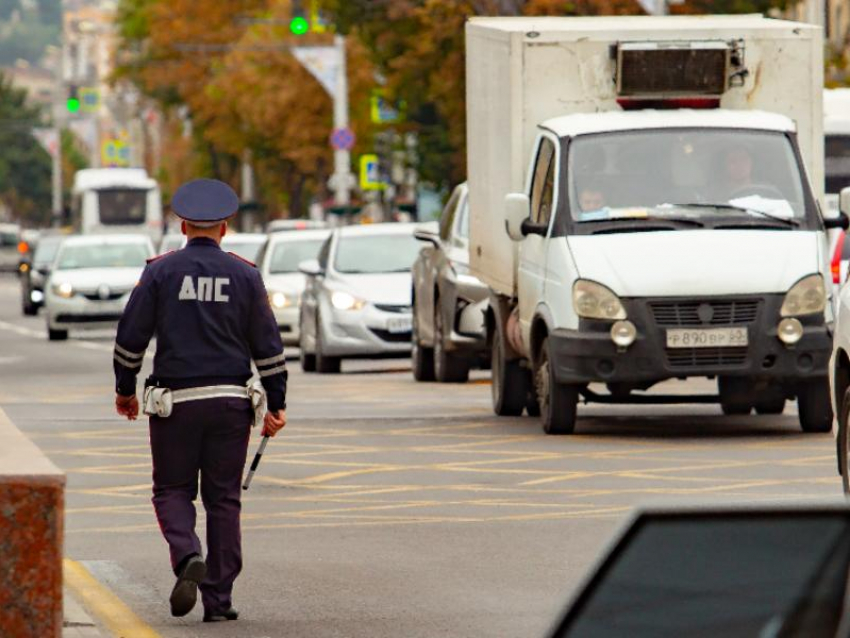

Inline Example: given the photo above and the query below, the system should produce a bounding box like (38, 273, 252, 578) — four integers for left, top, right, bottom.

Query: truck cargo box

(466, 16, 823, 296)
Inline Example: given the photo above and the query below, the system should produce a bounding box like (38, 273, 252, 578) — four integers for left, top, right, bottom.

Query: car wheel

(434, 303, 469, 383)
(798, 377, 834, 433)
(840, 388, 850, 494)
(315, 311, 341, 374)
(298, 310, 317, 372)
(23, 301, 37, 316)
(411, 300, 435, 382)
(491, 324, 526, 417)
(719, 377, 753, 416)
(535, 337, 578, 435)
(48, 326, 68, 341)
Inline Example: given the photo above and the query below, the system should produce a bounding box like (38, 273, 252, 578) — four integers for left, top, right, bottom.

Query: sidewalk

(64, 589, 107, 638)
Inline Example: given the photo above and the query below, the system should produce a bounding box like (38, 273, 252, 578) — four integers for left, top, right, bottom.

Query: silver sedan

(298, 223, 424, 373)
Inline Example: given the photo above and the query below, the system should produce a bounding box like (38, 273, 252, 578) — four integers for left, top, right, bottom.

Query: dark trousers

(149, 396, 252, 613)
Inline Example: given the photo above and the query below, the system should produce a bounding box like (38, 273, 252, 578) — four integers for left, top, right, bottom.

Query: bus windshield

(98, 189, 148, 225)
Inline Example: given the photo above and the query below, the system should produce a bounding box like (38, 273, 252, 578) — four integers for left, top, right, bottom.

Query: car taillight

(832, 231, 846, 284)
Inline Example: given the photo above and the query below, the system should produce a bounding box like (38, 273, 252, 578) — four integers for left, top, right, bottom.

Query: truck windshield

(826, 134, 850, 196)
(97, 189, 148, 226)
(569, 129, 806, 223)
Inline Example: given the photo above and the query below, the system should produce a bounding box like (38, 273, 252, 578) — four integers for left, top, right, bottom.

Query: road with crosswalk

(0, 274, 844, 637)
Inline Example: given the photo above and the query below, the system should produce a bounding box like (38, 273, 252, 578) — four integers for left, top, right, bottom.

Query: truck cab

(466, 16, 850, 434)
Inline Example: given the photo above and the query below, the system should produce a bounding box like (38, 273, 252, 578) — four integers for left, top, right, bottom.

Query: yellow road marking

(64, 559, 161, 638)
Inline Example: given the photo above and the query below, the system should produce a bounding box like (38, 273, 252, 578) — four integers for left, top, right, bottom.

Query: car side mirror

(298, 259, 324, 277)
(413, 229, 441, 246)
(505, 193, 530, 242)
(841, 187, 850, 218)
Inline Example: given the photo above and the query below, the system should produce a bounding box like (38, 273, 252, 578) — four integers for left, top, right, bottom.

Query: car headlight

(269, 291, 295, 309)
(573, 280, 626, 320)
(52, 281, 74, 299)
(331, 290, 366, 311)
(780, 274, 825, 317)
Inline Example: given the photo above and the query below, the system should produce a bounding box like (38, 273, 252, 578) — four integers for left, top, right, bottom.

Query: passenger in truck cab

(576, 183, 609, 221)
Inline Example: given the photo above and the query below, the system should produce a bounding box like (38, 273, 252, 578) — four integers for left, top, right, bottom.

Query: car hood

(264, 273, 307, 293)
(567, 230, 820, 297)
(332, 272, 412, 306)
(50, 267, 144, 291)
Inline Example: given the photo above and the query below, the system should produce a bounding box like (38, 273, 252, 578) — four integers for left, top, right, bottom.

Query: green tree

(0, 74, 51, 225)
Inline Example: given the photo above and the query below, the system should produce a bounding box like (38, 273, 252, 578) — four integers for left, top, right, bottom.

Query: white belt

(171, 385, 250, 404)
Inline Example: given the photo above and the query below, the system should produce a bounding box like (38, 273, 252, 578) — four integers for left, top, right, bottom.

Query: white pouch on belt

(248, 381, 267, 429)
(143, 386, 174, 418)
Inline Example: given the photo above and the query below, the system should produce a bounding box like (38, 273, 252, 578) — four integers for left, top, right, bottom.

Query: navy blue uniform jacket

(113, 237, 287, 411)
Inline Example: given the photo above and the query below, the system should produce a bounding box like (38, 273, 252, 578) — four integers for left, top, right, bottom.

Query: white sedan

(298, 223, 424, 373)
(258, 229, 329, 346)
(44, 234, 154, 341)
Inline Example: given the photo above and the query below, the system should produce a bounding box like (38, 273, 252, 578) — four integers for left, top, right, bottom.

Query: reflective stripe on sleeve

(113, 353, 143, 370)
(115, 344, 145, 360)
(259, 364, 287, 378)
(255, 353, 286, 368)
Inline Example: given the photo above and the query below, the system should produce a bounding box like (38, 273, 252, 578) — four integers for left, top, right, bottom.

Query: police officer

(113, 179, 287, 623)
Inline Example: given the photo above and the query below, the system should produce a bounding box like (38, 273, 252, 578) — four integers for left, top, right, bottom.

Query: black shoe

(169, 555, 207, 617)
(203, 606, 239, 623)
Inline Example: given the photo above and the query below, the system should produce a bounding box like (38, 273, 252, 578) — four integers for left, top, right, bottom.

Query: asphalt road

(0, 274, 845, 638)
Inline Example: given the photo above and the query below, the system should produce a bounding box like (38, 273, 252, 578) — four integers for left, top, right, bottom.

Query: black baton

(242, 435, 270, 491)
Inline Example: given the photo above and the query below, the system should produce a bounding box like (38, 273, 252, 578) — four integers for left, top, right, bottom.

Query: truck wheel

(718, 377, 752, 416)
(434, 305, 469, 383)
(315, 313, 341, 374)
(411, 304, 435, 382)
(839, 388, 850, 493)
(797, 378, 833, 433)
(535, 337, 578, 435)
(491, 328, 526, 417)
(48, 327, 67, 341)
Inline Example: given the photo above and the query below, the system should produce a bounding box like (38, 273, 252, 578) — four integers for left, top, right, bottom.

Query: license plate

(666, 327, 748, 349)
(386, 317, 412, 334)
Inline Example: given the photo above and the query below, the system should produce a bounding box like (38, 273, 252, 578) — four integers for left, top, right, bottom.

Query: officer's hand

(116, 394, 139, 421)
(262, 410, 286, 437)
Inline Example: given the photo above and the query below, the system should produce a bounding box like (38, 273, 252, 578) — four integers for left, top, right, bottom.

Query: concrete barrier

(0, 407, 65, 637)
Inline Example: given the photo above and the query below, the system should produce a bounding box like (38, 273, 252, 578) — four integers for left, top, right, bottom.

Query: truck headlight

(331, 290, 366, 311)
(269, 291, 294, 309)
(52, 282, 74, 299)
(780, 274, 825, 317)
(573, 280, 626, 320)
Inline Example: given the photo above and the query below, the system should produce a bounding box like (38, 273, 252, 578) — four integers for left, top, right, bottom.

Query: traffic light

(66, 85, 80, 113)
(290, 0, 308, 35)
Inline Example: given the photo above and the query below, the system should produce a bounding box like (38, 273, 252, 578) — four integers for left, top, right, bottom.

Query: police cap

(172, 179, 240, 223)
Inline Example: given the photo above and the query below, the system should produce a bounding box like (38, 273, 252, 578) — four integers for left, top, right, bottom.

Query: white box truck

(466, 15, 850, 434)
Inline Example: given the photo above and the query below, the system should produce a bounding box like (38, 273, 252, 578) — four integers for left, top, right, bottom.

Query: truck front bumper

(549, 295, 832, 386)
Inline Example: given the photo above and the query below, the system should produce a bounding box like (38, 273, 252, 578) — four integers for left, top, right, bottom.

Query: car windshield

(224, 239, 264, 263)
(98, 189, 148, 225)
(0, 229, 18, 246)
(826, 134, 850, 195)
(56, 243, 150, 270)
(334, 233, 422, 274)
(33, 237, 62, 267)
(269, 239, 324, 274)
(569, 129, 807, 223)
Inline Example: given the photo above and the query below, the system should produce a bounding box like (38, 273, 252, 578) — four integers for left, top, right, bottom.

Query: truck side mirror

(505, 193, 530, 241)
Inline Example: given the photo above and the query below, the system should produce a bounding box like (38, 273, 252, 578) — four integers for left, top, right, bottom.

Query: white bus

(71, 168, 163, 242)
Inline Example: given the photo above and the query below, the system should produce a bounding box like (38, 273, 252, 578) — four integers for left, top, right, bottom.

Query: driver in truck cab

(724, 145, 755, 198)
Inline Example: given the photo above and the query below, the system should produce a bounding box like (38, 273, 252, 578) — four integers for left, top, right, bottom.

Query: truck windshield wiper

(593, 215, 705, 228)
(673, 203, 800, 227)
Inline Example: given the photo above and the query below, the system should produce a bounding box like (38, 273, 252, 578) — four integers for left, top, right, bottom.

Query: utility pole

(51, 44, 64, 225)
(331, 34, 351, 208)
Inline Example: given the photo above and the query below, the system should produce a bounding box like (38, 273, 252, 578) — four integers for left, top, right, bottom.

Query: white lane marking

(0, 320, 116, 354)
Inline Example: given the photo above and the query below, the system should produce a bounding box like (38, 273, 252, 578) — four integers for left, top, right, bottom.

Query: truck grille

(650, 300, 759, 327)
(666, 347, 748, 369)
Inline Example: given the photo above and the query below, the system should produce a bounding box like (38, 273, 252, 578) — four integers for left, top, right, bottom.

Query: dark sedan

(20, 234, 64, 315)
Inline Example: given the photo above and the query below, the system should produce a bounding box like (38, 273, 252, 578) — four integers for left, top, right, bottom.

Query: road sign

(330, 127, 355, 151)
(370, 90, 402, 124)
(79, 87, 100, 113)
(359, 154, 384, 191)
(101, 140, 130, 168)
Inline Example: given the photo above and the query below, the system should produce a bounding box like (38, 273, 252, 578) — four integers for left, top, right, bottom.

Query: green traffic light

(290, 16, 309, 35)
(66, 98, 80, 113)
